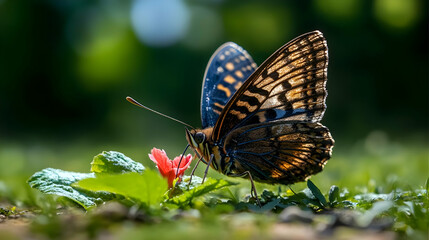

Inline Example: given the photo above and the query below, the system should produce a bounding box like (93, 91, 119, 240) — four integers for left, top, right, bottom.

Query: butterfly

(185, 31, 335, 204)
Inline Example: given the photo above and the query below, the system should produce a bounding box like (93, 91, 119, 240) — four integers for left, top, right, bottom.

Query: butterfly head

(185, 127, 222, 170)
(185, 128, 207, 153)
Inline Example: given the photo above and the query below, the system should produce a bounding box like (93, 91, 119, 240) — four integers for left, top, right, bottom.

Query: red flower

(148, 148, 192, 188)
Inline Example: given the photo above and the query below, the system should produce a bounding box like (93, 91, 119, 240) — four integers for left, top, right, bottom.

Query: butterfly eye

(194, 132, 206, 144)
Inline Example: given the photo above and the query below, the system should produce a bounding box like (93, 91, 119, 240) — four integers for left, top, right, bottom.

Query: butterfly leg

(175, 144, 191, 177)
(202, 154, 214, 184)
(187, 154, 204, 189)
(229, 171, 261, 207)
(245, 171, 261, 207)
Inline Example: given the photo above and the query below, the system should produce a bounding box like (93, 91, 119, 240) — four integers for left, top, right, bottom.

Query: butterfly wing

(201, 42, 257, 129)
(223, 121, 334, 184)
(212, 31, 329, 141)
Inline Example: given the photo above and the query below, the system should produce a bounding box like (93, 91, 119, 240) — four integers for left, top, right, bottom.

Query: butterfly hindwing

(189, 31, 334, 188)
(201, 42, 257, 129)
(212, 31, 328, 141)
(224, 121, 334, 184)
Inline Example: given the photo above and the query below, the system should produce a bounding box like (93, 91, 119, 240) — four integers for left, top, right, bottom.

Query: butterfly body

(187, 31, 334, 187)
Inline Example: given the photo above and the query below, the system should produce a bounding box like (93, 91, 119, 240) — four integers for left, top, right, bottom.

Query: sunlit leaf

(356, 200, 394, 227)
(27, 168, 112, 209)
(175, 175, 204, 190)
(425, 177, 428, 192)
(354, 192, 394, 202)
(328, 185, 340, 204)
(90, 151, 145, 174)
(168, 178, 237, 207)
(307, 180, 328, 208)
(75, 170, 167, 207)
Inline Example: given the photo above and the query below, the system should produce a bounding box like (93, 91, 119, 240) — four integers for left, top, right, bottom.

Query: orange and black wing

(212, 31, 329, 141)
(223, 121, 334, 184)
(201, 42, 257, 129)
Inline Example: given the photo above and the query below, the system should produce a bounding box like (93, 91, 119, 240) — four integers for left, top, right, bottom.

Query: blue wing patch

(201, 42, 257, 128)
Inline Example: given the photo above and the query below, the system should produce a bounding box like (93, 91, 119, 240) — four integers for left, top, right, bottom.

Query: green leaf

(425, 177, 428, 192)
(75, 170, 167, 207)
(328, 185, 340, 203)
(354, 192, 394, 202)
(356, 200, 394, 227)
(307, 180, 328, 208)
(90, 151, 145, 174)
(248, 199, 281, 212)
(175, 175, 204, 190)
(168, 178, 237, 207)
(27, 168, 110, 209)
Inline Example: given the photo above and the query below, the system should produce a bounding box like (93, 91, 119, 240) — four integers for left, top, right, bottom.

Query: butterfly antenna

(126, 96, 194, 129)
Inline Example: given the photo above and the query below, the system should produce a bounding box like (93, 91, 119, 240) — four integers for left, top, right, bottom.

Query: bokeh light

(223, 3, 291, 51)
(67, 4, 141, 91)
(76, 32, 140, 91)
(130, 0, 190, 47)
(182, 6, 222, 51)
(313, 0, 363, 24)
(374, 0, 421, 30)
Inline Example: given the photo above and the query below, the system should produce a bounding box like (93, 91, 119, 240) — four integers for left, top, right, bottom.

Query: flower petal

(172, 154, 192, 168)
(148, 148, 172, 178)
(148, 148, 193, 188)
(165, 169, 177, 188)
(172, 154, 193, 177)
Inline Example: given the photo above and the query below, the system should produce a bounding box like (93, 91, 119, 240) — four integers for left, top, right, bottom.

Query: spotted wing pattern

(212, 31, 329, 141)
(201, 42, 257, 129)
(223, 121, 334, 184)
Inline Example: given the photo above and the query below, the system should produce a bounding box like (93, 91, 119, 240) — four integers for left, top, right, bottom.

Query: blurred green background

(0, 0, 427, 202)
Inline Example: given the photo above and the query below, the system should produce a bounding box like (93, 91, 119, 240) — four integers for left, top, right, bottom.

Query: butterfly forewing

(189, 31, 334, 189)
(201, 42, 257, 129)
(223, 121, 334, 184)
(213, 31, 329, 141)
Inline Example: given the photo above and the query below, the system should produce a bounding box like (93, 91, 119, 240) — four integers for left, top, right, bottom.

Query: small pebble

(93, 202, 128, 221)
(8, 214, 19, 219)
(278, 206, 315, 224)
